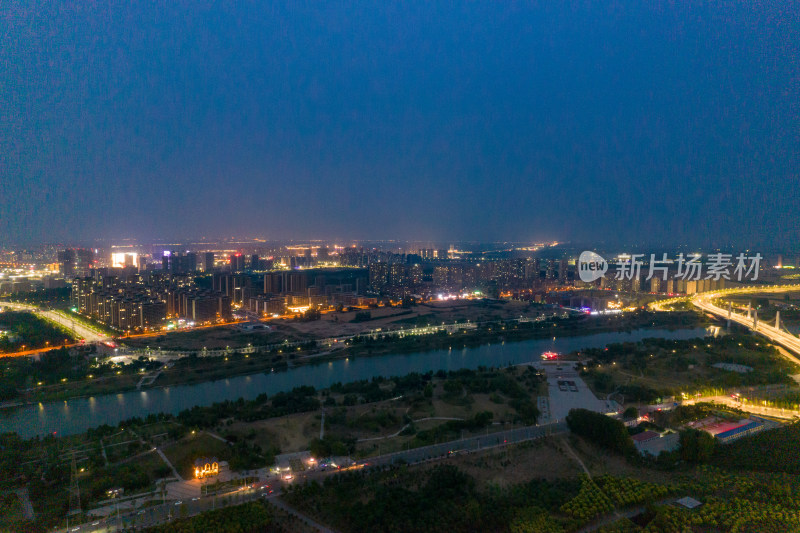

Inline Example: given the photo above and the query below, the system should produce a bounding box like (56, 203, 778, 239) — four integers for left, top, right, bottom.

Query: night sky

(2, 2, 798, 247)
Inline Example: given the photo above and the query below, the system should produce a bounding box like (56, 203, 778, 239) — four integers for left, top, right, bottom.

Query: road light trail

(691, 284, 800, 362)
(0, 301, 107, 343)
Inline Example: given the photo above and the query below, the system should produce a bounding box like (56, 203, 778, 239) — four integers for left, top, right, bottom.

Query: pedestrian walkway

(155, 448, 183, 481)
(15, 487, 35, 520)
(137, 368, 163, 389)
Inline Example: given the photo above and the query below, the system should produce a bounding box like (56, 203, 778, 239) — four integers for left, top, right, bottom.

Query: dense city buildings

(70, 270, 230, 332)
(162, 251, 197, 274)
(2, 241, 780, 332)
(58, 248, 96, 278)
(202, 252, 215, 272)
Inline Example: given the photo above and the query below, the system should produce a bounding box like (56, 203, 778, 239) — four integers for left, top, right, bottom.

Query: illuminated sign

(111, 252, 139, 268)
(194, 460, 219, 479)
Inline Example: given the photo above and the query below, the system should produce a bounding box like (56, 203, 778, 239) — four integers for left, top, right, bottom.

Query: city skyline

(4, 4, 800, 531)
(3, 2, 798, 247)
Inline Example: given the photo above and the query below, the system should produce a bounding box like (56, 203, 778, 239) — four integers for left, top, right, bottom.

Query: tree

(565, 409, 635, 455)
(510, 399, 540, 425)
(679, 429, 715, 463)
(443, 379, 463, 396)
(623, 406, 639, 419)
(593, 373, 615, 393)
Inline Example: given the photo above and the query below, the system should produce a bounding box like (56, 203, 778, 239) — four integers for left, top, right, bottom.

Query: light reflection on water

(1, 327, 709, 438)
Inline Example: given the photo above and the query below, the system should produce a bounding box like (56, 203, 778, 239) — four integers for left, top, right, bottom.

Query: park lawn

(470, 393, 519, 423)
(349, 407, 520, 460)
(217, 380, 531, 461)
(136, 421, 177, 441)
(337, 404, 408, 438)
(232, 411, 320, 454)
(104, 439, 147, 464)
(566, 434, 685, 486)
(429, 396, 474, 418)
(115, 450, 171, 480)
(162, 432, 233, 479)
(353, 432, 419, 458)
(72, 451, 171, 506)
(430, 393, 516, 422)
(103, 429, 138, 445)
(583, 334, 800, 400)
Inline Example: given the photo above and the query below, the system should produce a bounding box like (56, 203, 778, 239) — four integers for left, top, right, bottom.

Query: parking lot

(542, 364, 620, 421)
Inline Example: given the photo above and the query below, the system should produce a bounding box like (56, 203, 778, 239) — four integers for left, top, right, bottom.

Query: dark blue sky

(2, 2, 798, 247)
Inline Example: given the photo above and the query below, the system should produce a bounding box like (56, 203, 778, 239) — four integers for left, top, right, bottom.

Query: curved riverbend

(1, 327, 709, 438)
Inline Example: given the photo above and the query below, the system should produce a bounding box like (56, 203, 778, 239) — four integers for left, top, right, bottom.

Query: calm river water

(0, 327, 710, 438)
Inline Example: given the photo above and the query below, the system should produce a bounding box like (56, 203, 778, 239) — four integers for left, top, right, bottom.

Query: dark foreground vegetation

(285, 456, 800, 533)
(144, 501, 278, 533)
(0, 310, 75, 353)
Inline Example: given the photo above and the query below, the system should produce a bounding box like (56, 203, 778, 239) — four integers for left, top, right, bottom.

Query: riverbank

(0, 326, 713, 439)
(6, 311, 707, 406)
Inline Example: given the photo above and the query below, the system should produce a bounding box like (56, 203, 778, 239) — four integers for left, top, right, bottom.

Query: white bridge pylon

(692, 285, 800, 361)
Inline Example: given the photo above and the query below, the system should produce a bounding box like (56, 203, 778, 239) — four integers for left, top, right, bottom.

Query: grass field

(580, 333, 798, 400)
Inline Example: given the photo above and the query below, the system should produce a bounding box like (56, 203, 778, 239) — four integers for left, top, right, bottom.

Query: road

(62, 484, 268, 533)
(691, 284, 800, 361)
(57, 421, 566, 532)
(341, 422, 566, 469)
(683, 394, 800, 420)
(0, 301, 107, 343)
(0, 343, 82, 359)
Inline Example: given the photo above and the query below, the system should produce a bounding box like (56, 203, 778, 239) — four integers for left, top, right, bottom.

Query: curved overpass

(691, 284, 800, 359)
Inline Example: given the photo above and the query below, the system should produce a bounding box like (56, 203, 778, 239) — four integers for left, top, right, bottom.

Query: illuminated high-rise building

(59, 248, 95, 278)
(389, 263, 406, 287)
(203, 252, 215, 272)
(162, 251, 197, 274)
(230, 253, 245, 272)
(650, 277, 661, 293)
(369, 262, 389, 291)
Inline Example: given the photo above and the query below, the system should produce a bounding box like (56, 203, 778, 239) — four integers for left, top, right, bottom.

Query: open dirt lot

(406, 437, 583, 488)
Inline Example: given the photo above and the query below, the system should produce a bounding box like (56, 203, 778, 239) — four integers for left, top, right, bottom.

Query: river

(0, 327, 710, 438)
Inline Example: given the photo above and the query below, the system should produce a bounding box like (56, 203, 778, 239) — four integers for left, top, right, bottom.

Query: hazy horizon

(3, 2, 798, 248)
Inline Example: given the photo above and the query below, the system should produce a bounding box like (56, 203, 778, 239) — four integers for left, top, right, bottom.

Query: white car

(174, 500, 183, 506)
